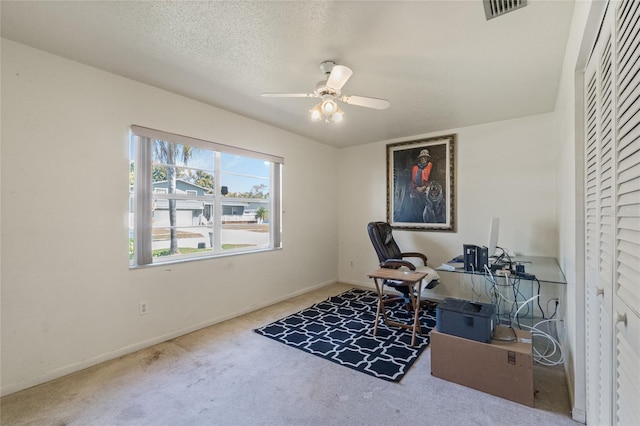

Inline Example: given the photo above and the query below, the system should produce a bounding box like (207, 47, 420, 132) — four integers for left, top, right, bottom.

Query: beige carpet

(1, 283, 576, 426)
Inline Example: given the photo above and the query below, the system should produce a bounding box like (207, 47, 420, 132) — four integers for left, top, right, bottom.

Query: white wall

(0, 40, 339, 395)
(337, 113, 560, 300)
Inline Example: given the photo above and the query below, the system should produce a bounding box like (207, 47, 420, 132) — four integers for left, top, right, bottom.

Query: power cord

(536, 278, 545, 319)
(512, 296, 565, 365)
(547, 298, 560, 319)
(525, 319, 565, 366)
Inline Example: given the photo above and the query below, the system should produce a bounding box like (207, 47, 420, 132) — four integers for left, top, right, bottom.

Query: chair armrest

(401, 252, 428, 266)
(379, 259, 416, 270)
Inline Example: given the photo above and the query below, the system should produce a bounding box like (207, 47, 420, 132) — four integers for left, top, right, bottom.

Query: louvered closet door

(585, 1, 640, 424)
(584, 66, 600, 424)
(584, 11, 614, 425)
(584, 66, 604, 426)
(613, 1, 640, 425)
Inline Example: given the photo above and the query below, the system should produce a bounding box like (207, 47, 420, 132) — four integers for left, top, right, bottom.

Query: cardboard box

(430, 325, 534, 407)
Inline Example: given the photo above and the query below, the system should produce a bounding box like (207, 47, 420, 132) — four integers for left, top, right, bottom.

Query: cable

(537, 318, 557, 363)
(462, 251, 564, 366)
(483, 266, 509, 322)
(496, 246, 512, 269)
(520, 319, 565, 366)
(467, 264, 483, 303)
(510, 296, 564, 365)
(535, 278, 545, 319)
(493, 325, 518, 342)
(482, 265, 533, 327)
(510, 276, 521, 328)
(518, 277, 529, 318)
(513, 294, 538, 318)
(549, 299, 559, 319)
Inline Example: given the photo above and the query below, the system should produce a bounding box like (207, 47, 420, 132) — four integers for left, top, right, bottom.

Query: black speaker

(463, 244, 477, 272)
(477, 246, 489, 272)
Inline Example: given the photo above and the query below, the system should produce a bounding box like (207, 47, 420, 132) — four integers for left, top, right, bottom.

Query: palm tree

(193, 170, 214, 193)
(153, 141, 194, 255)
(255, 206, 269, 224)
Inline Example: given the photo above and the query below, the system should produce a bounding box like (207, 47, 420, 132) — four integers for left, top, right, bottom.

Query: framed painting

(387, 134, 456, 231)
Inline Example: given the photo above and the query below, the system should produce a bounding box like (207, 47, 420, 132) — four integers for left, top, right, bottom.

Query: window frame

(130, 125, 283, 267)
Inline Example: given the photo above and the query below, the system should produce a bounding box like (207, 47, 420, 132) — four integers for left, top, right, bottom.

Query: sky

(130, 137, 271, 193)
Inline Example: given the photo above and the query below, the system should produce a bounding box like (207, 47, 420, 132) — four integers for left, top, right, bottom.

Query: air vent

(483, 0, 527, 20)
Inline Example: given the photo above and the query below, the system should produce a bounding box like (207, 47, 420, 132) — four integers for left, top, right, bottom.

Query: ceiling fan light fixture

(265, 60, 389, 124)
(310, 103, 322, 121)
(310, 100, 343, 123)
(332, 107, 344, 123)
(321, 99, 337, 115)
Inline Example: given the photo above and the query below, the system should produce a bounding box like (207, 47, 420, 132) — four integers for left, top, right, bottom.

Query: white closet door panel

(614, 2, 640, 426)
(617, 137, 640, 179)
(615, 0, 639, 66)
(585, 285, 601, 424)
(598, 302, 613, 425)
(585, 1, 640, 423)
(615, 171, 640, 316)
(585, 63, 601, 424)
(585, 17, 615, 424)
(613, 304, 640, 426)
(586, 72, 599, 267)
(616, 5, 640, 55)
(617, 66, 640, 105)
(615, 0, 640, 318)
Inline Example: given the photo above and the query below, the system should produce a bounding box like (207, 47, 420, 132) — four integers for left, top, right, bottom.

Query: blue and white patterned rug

(254, 288, 436, 382)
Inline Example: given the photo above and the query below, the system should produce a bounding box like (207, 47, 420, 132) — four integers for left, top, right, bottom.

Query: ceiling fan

(261, 61, 390, 123)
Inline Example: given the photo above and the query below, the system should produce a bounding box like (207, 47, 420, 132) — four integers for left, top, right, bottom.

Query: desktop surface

(441, 255, 567, 285)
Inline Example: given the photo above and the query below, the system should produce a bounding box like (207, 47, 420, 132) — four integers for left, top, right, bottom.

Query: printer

(436, 298, 496, 343)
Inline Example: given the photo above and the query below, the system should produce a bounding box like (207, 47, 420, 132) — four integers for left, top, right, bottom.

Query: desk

(438, 256, 566, 322)
(440, 256, 567, 285)
(367, 268, 427, 346)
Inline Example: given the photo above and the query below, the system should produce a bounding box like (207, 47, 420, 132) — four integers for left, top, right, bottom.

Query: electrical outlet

(139, 301, 149, 315)
(350, 260, 355, 268)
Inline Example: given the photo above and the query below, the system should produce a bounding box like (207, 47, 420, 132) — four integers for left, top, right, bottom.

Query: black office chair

(367, 221, 440, 308)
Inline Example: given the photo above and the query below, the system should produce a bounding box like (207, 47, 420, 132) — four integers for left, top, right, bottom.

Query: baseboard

(1, 279, 338, 397)
(340, 278, 375, 290)
(560, 327, 586, 424)
(571, 407, 586, 424)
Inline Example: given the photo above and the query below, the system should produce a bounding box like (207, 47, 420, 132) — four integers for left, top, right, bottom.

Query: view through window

(129, 126, 282, 266)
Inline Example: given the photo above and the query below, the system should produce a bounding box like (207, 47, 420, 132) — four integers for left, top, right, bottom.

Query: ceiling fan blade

(326, 65, 353, 91)
(341, 95, 390, 110)
(261, 92, 315, 98)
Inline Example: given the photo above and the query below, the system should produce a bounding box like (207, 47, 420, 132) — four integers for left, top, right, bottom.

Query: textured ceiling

(1, 1, 575, 148)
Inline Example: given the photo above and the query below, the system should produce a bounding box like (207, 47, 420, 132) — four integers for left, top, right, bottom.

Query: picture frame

(387, 134, 456, 231)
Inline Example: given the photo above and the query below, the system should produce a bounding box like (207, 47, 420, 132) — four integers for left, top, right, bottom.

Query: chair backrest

(367, 221, 402, 264)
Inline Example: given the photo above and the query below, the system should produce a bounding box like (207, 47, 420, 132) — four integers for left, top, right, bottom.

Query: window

(129, 126, 283, 267)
